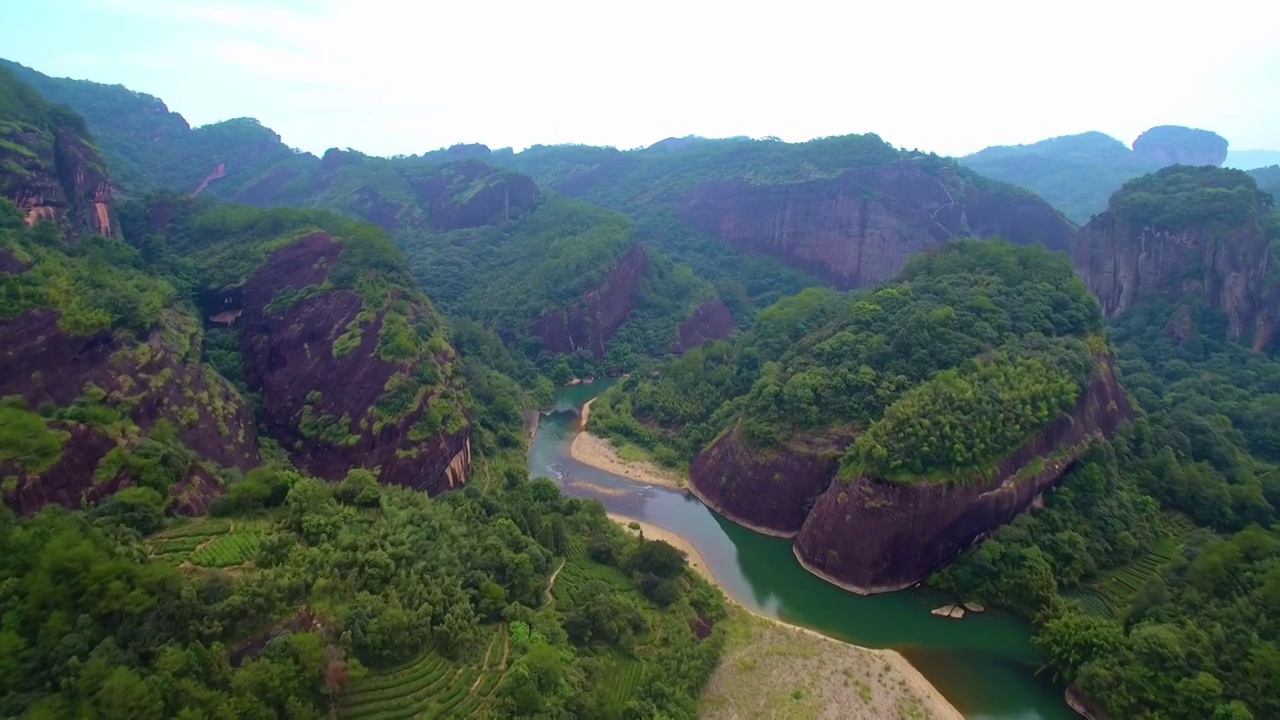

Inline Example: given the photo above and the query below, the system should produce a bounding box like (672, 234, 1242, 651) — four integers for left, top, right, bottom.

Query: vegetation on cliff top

(1110, 165, 1279, 234)
(933, 298, 1280, 720)
(589, 239, 1102, 476)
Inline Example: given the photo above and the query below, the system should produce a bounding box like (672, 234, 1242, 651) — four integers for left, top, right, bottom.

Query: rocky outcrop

(0, 122, 114, 237)
(1071, 174, 1280, 349)
(677, 159, 1074, 289)
(234, 232, 470, 494)
(1132, 126, 1227, 167)
(411, 159, 539, 231)
(673, 297, 734, 353)
(689, 425, 854, 536)
(0, 308, 261, 515)
(532, 242, 649, 358)
(793, 354, 1130, 594)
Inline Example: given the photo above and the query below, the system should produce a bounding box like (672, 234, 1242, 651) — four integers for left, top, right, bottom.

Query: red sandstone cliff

(532, 242, 649, 358)
(689, 425, 854, 536)
(0, 308, 260, 515)
(233, 232, 471, 495)
(676, 159, 1075, 289)
(792, 353, 1131, 593)
(1071, 188, 1280, 350)
(0, 122, 114, 237)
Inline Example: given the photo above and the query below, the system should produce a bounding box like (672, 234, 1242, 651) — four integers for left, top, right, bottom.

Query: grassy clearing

(699, 606, 956, 720)
(338, 624, 509, 720)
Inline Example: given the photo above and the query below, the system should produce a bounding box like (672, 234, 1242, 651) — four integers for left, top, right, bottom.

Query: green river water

(529, 382, 1076, 720)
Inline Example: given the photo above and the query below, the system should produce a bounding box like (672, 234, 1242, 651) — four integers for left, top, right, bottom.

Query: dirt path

(541, 559, 567, 608)
(468, 631, 498, 695)
(497, 623, 510, 671)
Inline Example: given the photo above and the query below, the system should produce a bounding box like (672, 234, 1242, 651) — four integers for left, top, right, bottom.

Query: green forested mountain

(961, 131, 1159, 223)
(0, 67, 725, 720)
(589, 240, 1101, 472)
(1, 59, 299, 197)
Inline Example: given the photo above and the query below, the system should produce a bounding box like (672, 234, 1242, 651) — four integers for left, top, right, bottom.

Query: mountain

(0, 59, 298, 198)
(587, 240, 1125, 590)
(1226, 149, 1280, 170)
(1131, 125, 1229, 167)
(961, 131, 1159, 223)
(1072, 165, 1280, 350)
(0, 65, 480, 513)
(498, 135, 1078, 289)
(0, 66, 115, 237)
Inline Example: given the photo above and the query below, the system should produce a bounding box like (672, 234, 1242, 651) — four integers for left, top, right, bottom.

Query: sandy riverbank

(607, 513, 963, 720)
(571, 400, 687, 490)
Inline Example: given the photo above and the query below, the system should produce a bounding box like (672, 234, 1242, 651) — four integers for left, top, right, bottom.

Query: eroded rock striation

(1071, 166, 1280, 350)
(793, 353, 1130, 593)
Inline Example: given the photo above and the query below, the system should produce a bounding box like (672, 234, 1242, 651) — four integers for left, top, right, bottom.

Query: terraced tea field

(1069, 512, 1205, 618)
(338, 624, 509, 720)
(145, 517, 271, 569)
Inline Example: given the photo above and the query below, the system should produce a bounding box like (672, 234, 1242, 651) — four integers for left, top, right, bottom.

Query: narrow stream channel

(529, 382, 1076, 720)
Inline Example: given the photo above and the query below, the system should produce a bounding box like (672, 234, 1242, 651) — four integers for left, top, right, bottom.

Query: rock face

(0, 122, 114, 237)
(532, 242, 649, 358)
(1132, 126, 1228, 167)
(689, 426, 854, 536)
(0, 308, 261, 515)
(411, 159, 539, 231)
(676, 159, 1075, 288)
(1071, 171, 1280, 350)
(234, 232, 470, 495)
(673, 298, 735, 353)
(792, 354, 1130, 593)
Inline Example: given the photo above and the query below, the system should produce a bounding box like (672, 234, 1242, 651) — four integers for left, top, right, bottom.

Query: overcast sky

(3, 0, 1277, 158)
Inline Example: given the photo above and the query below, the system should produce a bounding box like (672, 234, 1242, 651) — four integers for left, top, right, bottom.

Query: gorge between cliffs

(536, 381, 1079, 720)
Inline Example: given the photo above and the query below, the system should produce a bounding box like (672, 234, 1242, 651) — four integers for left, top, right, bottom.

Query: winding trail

(541, 558, 567, 608)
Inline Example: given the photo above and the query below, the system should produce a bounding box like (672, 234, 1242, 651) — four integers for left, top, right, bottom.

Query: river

(529, 381, 1076, 720)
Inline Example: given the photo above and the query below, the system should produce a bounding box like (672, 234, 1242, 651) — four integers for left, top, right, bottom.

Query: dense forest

(589, 240, 1102, 476)
(0, 470, 725, 718)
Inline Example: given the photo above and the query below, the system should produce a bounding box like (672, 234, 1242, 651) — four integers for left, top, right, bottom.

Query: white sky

(4, 0, 1278, 157)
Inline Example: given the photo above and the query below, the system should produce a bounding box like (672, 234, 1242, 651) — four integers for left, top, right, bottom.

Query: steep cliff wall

(234, 232, 470, 494)
(0, 308, 260, 515)
(688, 425, 853, 536)
(1071, 167, 1280, 349)
(0, 121, 114, 237)
(673, 297, 734, 353)
(532, 242, 649, 357)
(792, 354, 1130, 593)
(676, 159, 1074, 289)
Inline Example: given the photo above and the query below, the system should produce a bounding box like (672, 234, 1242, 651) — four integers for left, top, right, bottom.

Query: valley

(1, 42, 1279, 720)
